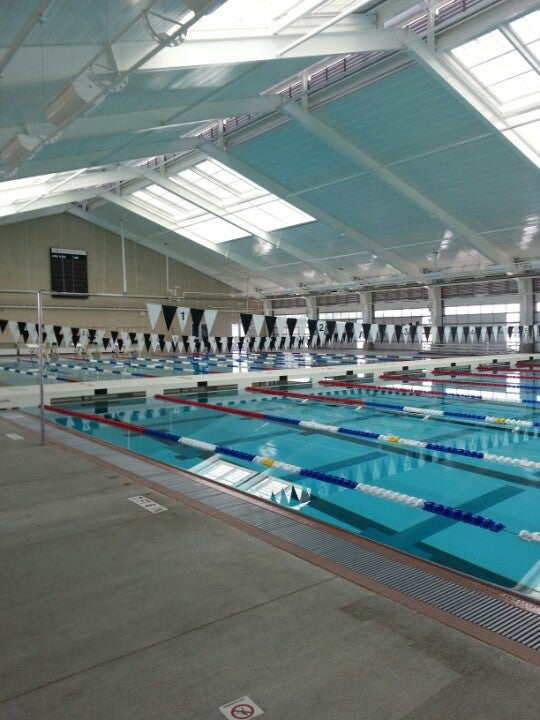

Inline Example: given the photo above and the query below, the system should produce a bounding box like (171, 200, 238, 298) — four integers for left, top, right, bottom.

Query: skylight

(451, 29, 540, 105)
(449, 11, 540, 163)
(127, 158, 315, 247)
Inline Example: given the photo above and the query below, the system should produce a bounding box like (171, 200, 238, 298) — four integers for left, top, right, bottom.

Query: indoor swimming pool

(39, 372, 540, 598)
(0, 350, 424, 386)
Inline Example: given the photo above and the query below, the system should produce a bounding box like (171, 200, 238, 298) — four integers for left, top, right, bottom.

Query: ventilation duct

(44, 75, 102, 127)
(0, 133, 40, 168)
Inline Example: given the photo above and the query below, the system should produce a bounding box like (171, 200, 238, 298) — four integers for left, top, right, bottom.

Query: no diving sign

(218, 696, 263, 719)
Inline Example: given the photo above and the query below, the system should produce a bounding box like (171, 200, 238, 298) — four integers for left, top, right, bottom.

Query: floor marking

(219, 696, 263, 719)
(5, 432, 23, 440)
(128, 495, 167, 513)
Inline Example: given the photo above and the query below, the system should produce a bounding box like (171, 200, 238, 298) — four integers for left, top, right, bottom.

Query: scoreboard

(50, 248, 88, 296)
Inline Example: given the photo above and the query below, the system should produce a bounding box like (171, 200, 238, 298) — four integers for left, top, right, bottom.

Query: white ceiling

(0, 0, 539, 297)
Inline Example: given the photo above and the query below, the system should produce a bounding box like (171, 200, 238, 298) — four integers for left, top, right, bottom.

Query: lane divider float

(247, 387, 540, 481)
(43, 403, 505, 533)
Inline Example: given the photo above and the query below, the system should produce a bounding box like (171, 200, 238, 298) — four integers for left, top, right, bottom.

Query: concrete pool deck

(0, 411, 538, 720)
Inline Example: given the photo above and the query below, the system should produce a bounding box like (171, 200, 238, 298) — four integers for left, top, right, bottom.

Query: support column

(517, 278, 534, 353)
(262, 299, 273, 316)
(428, 285, 443, 326)
(305, 296, 318, 320)
(359, 291, 374, 349)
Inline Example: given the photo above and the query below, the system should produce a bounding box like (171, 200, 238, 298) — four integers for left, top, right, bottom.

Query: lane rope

(44, 403, 507, 534)
(243, 387, 540, 475)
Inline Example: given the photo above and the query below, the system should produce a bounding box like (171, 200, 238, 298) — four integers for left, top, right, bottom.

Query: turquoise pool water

(42, 379, 540, 597)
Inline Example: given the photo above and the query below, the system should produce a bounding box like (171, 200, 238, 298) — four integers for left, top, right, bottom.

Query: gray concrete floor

(0, 415, 538, 720)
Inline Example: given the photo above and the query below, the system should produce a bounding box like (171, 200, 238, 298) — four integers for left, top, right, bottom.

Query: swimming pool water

(42, 380, 540, 597)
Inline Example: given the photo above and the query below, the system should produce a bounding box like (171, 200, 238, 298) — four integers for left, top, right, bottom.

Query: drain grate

(11, 412, 540, 657)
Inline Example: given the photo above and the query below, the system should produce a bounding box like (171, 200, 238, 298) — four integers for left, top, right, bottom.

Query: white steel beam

(0, 187, 104, 220)
(283, 100, 513, 266)
(201, 143, 421, 278)
(118, 25, 409, 71)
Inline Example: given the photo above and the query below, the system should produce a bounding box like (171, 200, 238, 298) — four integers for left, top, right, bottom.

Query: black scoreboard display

(50, 248, 88, 296)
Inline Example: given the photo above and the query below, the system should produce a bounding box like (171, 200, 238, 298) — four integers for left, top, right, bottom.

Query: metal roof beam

(283, 100, 513, 267)
(120, 24, 409, 71)
(200, 143, 421, 278)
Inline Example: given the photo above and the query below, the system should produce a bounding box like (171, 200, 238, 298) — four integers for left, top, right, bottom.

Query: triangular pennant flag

(204, 309, 218, 334)
(326, 320, 336, 339)
(458, 326, 466, 342)
(158, 334, 166, 351)
(252, 314, 265, 337)
(345, 321, 354, 341)
(369, 323, 379, 341)
(240, 313, 253, 335)
(129, 332, 137, 344)
(227, 337, 233, 352)
(8, 321, 20, 342)
(146, 303, 162, 330)
(191, 308, 204, 335)
(409, 324, 418, 343)
(117, 338, 124, 351)
(508, 326, 514, 337)
(307, 319, 317, 337)
(362, 323, 371, 340)
(449, 326, 456, 342)
(176, 307, 190, 333)
(296, 317, 307, 337)
(378, 323, 387, 343)
(111, 330, 118, 342)
(144, 333, 152, 352)
(71, 327, 80, 345)
(164, 341, 171, 353)
(162, 305, 177, 331)
(336, 321, 345, 340)
(386, 324, 395, 343)
(238, 336, 245, 351)
(25, 323, 38, 343)
(275, 316, 287, 336)
(0, 319, 7, 334)
(286, 317, 297, 337)
(265, 316, 276, 336)
(423, 326, 431, 341)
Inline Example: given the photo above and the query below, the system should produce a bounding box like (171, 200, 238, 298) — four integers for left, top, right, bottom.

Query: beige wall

(0, 213, 261, 334)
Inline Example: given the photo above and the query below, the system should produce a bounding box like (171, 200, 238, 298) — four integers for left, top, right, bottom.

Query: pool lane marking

(318, 382, 540, 430)
(229, 387, 540, 475)
(43, 403, 507, 535)
(381, 373, 540, 393)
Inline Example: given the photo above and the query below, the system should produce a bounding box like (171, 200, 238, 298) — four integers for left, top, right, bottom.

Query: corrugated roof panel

(300, 173, 448, 248)
(231, 121, 363, 193)
(392, 135, 540, 233)
(314, 65, 489, 166)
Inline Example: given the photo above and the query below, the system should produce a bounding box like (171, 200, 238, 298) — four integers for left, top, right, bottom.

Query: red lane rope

(319, 380, 447, 397)
(42, 404, 146, 432)
(432, 369, 540, 381)
(380, 375, 528, 390)
(155, 394, 268, 419)
(245, 386, 367, 406)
